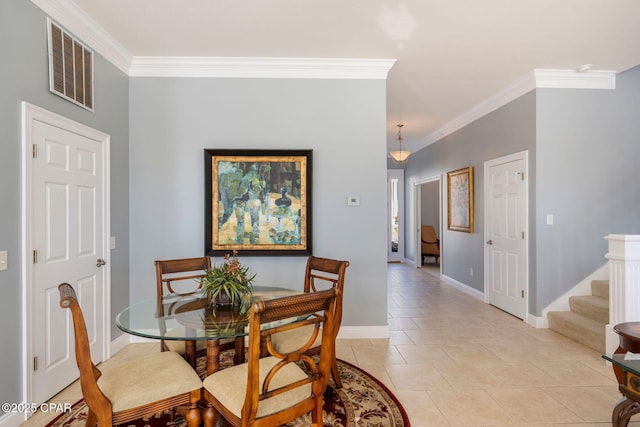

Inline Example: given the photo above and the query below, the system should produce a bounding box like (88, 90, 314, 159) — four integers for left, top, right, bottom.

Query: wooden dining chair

(202, 288, 338, 427)
(58, 283, 202, 427)
(155, 257, 244, 366)
(269, 256, 349, 387)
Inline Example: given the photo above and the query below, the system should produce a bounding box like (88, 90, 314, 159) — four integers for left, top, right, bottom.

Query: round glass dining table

(115, 286, 301, 375)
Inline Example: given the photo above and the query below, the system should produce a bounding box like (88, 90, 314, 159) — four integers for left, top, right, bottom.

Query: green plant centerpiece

(203, 251, 255, 311)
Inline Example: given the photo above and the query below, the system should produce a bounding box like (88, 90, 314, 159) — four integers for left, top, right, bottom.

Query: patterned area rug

(46, 353, 410, 427)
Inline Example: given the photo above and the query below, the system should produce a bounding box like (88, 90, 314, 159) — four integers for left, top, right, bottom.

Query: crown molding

(415, 68, 616, 152)
(417, 72, 537, 150)
(129, 57, 397, 79)
(534, 68, 616, 89)
(30, 0, 395, 79)
(31, 0, 132, 74)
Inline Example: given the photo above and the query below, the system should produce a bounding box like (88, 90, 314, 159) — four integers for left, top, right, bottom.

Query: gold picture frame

(447, 166, 474, 233)
(205, 149, 312, 256)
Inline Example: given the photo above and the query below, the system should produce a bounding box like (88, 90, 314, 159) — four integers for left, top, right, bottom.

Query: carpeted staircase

(547, 279, 609, 353)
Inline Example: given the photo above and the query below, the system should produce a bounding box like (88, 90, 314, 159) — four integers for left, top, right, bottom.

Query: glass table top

(116, 286, 302, 341)
(603, 353, 640, 377)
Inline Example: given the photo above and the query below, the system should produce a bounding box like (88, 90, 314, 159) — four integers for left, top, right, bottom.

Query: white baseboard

(439, 274, 552, 329)
(111, 332, 132, 354)
(0, 409, 25, 427)
(403, 257, 418, 267)
(337, 325, 389, 339)
(440, 274, 484, 301)
(129, 335, 158, 344)
(526, 313, 546, 328)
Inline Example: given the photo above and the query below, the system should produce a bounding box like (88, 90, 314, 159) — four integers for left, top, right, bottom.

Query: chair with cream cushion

(421, 225, 440, 264)
(58, 283, 202, 427)
(202, 288, 338, 427)
(156, 257, 244, 366)
(269, 256, 349, 387)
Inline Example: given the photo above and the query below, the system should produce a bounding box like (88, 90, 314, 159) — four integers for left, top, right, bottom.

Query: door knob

(96, 258, 106, 267)
(486, 240, 493, 245)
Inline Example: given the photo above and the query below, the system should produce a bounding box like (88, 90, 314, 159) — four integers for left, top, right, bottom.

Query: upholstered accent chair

(421, 225, 440, 264)
(269, 256, 349, 388)
(155, 257, 244, 366)
(202, 288, 339, 427)
(58, 283, 202, 427)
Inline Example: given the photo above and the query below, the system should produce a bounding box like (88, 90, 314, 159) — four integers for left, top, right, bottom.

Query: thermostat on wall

(347, 196, 360, 206)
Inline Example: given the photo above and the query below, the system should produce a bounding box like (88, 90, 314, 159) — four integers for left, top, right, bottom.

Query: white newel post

(605, 234, 640, 354)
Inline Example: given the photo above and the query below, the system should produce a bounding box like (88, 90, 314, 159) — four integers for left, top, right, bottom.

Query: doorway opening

(414, 176, 442, 273)
(387, 169, 404, 263)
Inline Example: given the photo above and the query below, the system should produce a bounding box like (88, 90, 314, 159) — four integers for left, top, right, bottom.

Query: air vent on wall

(47, 18, 94, 111)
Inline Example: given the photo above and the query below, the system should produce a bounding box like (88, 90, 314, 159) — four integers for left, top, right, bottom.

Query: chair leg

(91, 408, 111, 427)
(181, 390, 201, 427)
(203, 403, 218, 427)
(311, 396, 323, 427)
(84, 409, 97, 427)
(331, 358, 342, 388)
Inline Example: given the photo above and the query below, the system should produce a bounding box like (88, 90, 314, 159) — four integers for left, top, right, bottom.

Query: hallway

(336, 263, 622, 426)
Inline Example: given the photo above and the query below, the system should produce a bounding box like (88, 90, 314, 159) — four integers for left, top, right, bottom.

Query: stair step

(548, 311, 605, 353)
(569, 295, 609, 324)
(591, 280, 609, 300)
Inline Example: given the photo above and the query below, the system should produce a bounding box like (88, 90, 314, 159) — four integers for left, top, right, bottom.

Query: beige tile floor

(22, 263, 633, 426)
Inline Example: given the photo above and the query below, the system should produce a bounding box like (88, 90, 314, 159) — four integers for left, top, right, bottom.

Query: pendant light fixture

(389, 124, 412, 164)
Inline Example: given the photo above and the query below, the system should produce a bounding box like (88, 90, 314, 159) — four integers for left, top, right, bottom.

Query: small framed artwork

(205, 149, 312, 256)
(447, 166, 474, 233)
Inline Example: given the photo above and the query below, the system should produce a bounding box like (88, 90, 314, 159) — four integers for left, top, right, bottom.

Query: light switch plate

(0, 251, 7, 271)
(347, 196, 360, 206)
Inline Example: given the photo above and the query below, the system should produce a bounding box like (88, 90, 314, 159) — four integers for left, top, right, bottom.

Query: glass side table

(603, 353, 640, 427)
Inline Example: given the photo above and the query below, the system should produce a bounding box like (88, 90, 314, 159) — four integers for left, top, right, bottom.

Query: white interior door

(24, 103, 110, 405)
(387, 170, 404, 262)
(485, 151, 528, 319)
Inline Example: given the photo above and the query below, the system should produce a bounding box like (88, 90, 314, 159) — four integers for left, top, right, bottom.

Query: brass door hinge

(33, 250, 37, 264)
(33, 356, 38, 371)
(32, 144, 37, 158)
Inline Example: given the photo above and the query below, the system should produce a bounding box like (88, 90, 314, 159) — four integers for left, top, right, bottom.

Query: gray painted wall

(0, 0, 129, 412)
(405, 64, 640, 317)
(404, 91, 537, 294)
(129, 77, 388, 328)
(535, 65, 640, 311)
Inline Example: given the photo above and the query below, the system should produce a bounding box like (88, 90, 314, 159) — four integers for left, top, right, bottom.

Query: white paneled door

(24, 103, 110, 405)
(484, 151, 528, 320)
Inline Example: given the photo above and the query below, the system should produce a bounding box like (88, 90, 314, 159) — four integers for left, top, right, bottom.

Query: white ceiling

(65, 0, 640, 155)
